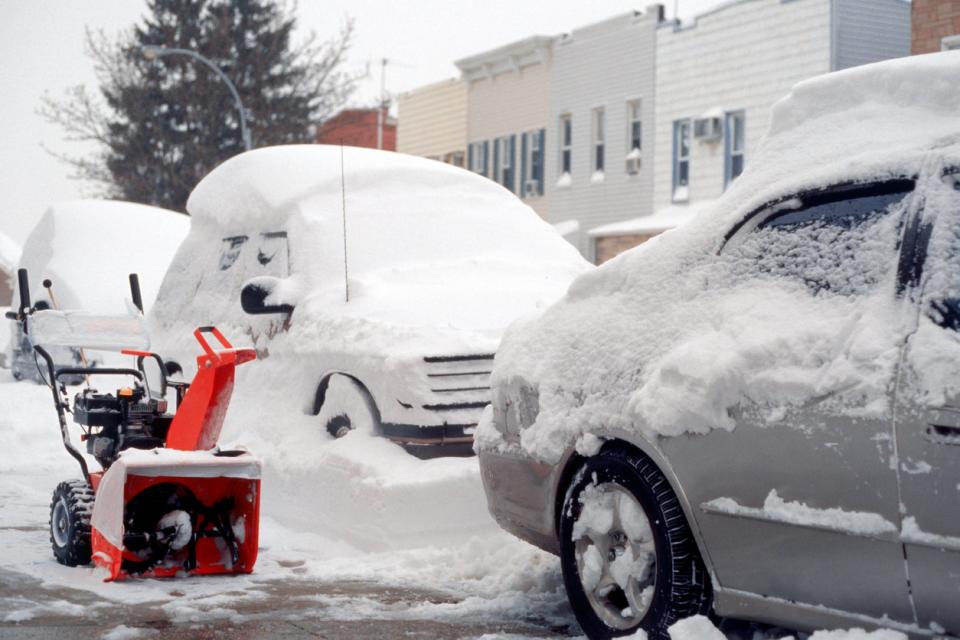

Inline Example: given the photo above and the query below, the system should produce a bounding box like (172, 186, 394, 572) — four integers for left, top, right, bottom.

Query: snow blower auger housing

(7, 268, 261, 580)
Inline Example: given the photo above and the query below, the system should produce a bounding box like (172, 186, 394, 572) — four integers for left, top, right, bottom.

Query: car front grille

(422, 353, 495, 418)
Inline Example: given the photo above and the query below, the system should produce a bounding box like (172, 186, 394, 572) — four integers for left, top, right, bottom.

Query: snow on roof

(17, 200, 189, 314)
(588, 200, 717, 238)
(187, 145, 582, 276)
(553, 219, 580, 238)
(0, 230, 21, 274)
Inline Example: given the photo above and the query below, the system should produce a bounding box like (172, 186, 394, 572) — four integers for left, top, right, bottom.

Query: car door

(662, 180, 917, 622)
(893, 170, 960, 635)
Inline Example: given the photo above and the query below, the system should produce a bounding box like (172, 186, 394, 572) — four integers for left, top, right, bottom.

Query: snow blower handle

(16, 268, 30, 317)
(129, 274, 143, 314)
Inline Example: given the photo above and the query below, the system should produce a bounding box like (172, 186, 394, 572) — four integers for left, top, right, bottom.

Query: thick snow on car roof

(17, 200, 189, 314)
(187, 144, 582, 273)
(479, 52, 960, 462)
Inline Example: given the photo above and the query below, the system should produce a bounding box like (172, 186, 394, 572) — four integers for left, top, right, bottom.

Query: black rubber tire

(49, 480, 94, 567)
(559, 445, 712, 640)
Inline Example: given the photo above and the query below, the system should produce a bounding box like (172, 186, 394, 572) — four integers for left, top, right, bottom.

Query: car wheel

(318, 374, 380, 439)
(559, 446, 711, 640)
(49, 480, 94, 566)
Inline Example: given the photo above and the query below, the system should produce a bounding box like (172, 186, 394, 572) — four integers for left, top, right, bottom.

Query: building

(912, 0, 960, 54)
(590, 0, 911, 261)
(316, 108, 396, 151)
(397, 78, 467, 167)
(456, 36, 554, 218)
(545, 8, 663, 258)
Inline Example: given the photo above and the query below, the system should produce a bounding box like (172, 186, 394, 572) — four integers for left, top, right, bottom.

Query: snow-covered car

(477, 53, 960, 638)
(150, 145, 589, 455)
(9, 200, 188, 381)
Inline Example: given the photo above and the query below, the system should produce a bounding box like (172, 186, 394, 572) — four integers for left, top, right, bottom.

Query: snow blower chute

(7, 268, 261, 580)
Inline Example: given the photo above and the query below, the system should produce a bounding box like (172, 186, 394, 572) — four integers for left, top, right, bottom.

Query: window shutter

(509, 135, 516, 193)
(520, 132, 528, 197)
(537, 128, 545, 195)
(493, 139, 500, 183)
(483, 140, 489, 176)
(468, 144, 474, 172)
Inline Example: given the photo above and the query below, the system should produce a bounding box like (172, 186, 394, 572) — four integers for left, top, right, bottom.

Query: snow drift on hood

(479, 52, 960, 463)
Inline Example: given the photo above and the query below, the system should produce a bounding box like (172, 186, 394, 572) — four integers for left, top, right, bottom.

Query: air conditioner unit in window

(625, 156, 642, 174)
(524, 179, 540, 198)
(693, 116, 722, 141)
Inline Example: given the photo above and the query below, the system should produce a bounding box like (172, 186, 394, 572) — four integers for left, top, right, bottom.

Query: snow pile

(480, 52, 960, 463)
(668, 615, 726, 640)
(808, 629, 907, 640)
(16, 200, 188, 315)
(705, 490, 897, 536)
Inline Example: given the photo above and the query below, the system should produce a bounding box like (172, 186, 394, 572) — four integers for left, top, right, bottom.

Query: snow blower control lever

(12, 268, 262, 581)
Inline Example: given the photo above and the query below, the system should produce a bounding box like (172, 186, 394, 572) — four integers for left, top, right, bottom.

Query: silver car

(477, 56, 960, 640)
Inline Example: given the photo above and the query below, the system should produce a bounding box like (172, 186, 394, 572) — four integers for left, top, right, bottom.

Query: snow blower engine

(6, 268, 262, 580)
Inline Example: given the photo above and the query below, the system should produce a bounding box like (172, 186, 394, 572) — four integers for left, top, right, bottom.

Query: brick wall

(316, 109, 397, 151)
(912, 0, 960, 54)
(594, 233, 658, 263)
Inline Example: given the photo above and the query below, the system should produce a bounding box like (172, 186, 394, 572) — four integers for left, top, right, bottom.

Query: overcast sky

(0, 0, 729, 244)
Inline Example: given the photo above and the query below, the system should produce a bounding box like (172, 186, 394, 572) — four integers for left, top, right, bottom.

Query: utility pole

(377, 58, 388, 150)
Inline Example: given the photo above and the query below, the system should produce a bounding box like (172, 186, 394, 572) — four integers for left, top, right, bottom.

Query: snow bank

(480, 52, 960, 463)
(808, 629, 906, 640)
(668, 615, 726, 640)
(16, 200, 188, 315)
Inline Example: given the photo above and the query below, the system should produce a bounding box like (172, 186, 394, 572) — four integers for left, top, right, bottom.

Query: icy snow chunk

(668, 614, 726, 640)
(807, 629, 906, 640)
(101, 625, 148, 640)
(705, 490, 897, 536)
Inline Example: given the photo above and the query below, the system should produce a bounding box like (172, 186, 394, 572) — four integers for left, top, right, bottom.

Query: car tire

(49, 480, 94, 567)
(559, 445, 712, 640)
(318, 374, 380, 439)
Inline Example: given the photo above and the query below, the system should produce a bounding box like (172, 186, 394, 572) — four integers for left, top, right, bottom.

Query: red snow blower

(6, 268, 261, 580)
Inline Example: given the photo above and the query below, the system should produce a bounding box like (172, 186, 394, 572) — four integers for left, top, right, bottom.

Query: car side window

(921, 173, 960, 331)
(257, 231, 290, 278)
(721, 182, 913, 297)
(219, 235, 248, 271)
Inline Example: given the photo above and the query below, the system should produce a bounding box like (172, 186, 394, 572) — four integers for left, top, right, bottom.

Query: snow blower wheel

(49, 480, 94, 566)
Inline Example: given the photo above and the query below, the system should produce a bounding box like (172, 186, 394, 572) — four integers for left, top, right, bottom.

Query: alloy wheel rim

(52, 497, 70, 548)
(573, 482, 657, 630)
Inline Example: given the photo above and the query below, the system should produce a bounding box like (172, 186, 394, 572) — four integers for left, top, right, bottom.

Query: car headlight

(496, 375, 540, 439)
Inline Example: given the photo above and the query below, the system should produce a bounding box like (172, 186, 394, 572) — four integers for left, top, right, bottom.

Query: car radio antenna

(340, 141, 350, 303)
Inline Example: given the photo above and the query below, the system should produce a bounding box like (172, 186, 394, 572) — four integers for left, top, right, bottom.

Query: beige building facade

(456, 36, 554, 218)
(396, 78, 467, 167)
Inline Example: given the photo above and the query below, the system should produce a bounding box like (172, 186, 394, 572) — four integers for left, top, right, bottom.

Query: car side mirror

(241, 278, 295, 315)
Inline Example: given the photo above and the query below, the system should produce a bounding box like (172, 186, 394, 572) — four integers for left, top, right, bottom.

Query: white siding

(396, 78, 467, 161)
(547, 10, 660, 258)
(832, 0, 910, 70)
(653, 0, 833, 211)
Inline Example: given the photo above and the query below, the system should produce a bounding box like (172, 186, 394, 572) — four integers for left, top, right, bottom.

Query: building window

(592, 107, 605, 175)
(559, 115, 572, 176)
(468, 141, 489, 176)
(724, 111, 745, 187)
(493, 134, 516, 193)
(942, 34, 960, 50)
(672, 119, 691, 201)
(521, 129, 545, 198)
(627, 100, 642, 153)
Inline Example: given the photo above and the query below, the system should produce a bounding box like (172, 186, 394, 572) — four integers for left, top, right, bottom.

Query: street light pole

(140, 45, 252, 151)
